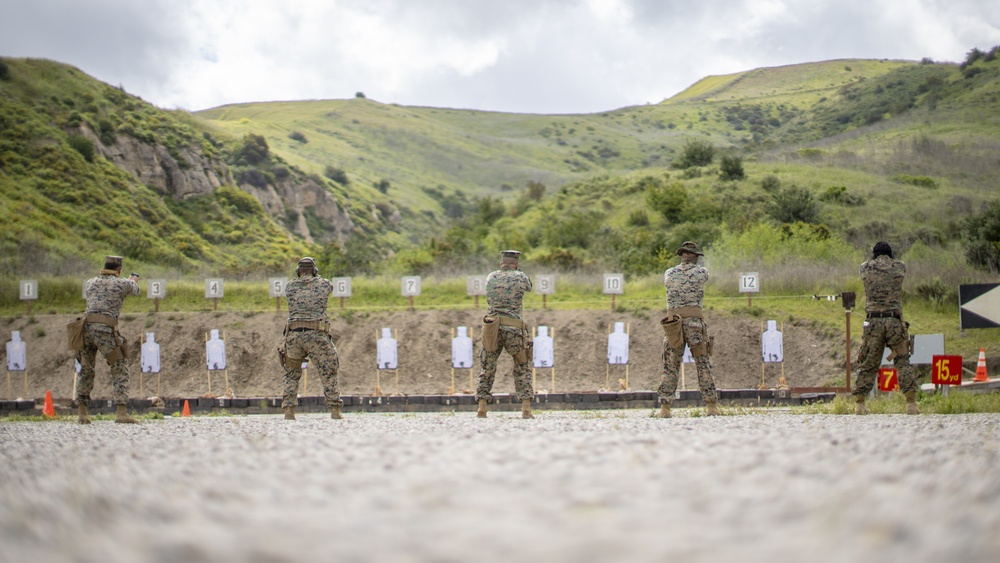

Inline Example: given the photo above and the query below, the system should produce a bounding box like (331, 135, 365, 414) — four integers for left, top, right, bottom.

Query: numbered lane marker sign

(332, 277, 352, 298)
(19, 280, 38, 301)
(466, 276, 487, 296)
(931, 355, 963, 386)
(535, 275, 555, 295)
(148, 279, 167, 300)
(268, 278, 288, 298)
(402, 276, 421, 297)
(205, 278, 224, 299)
(739, 272, 760, 293)
(877, 367, 899, 392)
(603, 274, 624, 295)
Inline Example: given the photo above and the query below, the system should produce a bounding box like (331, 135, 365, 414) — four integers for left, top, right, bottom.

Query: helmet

(675, 241, 704, 256)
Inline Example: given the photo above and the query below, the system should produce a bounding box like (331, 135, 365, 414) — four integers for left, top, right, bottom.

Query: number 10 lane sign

(932, 355, 963, 386)
(739, 272, 760, 293)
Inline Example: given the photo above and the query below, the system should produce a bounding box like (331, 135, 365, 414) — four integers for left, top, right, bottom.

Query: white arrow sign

(961, 283, 1000, 329)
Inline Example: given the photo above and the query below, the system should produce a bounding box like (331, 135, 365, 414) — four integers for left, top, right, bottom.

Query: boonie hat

(676, 241, 704, 256)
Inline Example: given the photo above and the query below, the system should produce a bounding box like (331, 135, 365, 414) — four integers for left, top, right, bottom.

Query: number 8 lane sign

(932, 355, 963, 385)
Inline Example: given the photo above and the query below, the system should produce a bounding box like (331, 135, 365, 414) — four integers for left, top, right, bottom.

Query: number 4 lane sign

(932, 355, 963, 386)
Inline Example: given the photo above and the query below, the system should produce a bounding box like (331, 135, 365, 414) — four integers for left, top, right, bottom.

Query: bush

(644, 178, 687, 223)
(819, 185, 866, 206)
(674, 139, 715, 169)
(718, 155, 745, 181)
(760, 175, 781, 192)
(769, 185, 819, 224)
(0, 59, 10, 81)
(67, 135, 95, 163)
(238, 134, 269, 165)
(374, 179, 391, 194)
(626, 210, 650, 227)
(324, 166, 349, 186)
(891, 174, 937, 189)
(288, 131, 308, 143)
(963, 199, 1000, 272)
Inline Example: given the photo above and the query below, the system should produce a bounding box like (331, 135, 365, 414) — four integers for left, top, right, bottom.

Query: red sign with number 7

(932, 355, 963, 385)
(877, 367, 899, 391)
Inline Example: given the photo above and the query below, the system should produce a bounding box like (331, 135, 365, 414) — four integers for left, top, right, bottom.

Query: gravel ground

(1, 411, 998, 563)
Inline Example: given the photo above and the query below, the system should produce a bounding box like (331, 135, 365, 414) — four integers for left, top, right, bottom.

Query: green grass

(0, 411, 165, 422)
(793, 391, 1000, 414)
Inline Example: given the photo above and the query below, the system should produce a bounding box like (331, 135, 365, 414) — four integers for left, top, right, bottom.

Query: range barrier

(0, 389, 837, 417)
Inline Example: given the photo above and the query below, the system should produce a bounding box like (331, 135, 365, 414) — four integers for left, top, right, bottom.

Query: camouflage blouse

(664, 262, 709, 309)
(486, 268, 532, 320)
(84, 274, 140, 319)
(860, 255, 905, 313)
(285, 275, 333, 321)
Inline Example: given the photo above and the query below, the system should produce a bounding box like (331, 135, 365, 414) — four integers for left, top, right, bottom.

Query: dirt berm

(1, 309, 844, 401)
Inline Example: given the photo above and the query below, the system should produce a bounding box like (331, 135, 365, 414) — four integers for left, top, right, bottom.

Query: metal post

(845, 309, 852, 392)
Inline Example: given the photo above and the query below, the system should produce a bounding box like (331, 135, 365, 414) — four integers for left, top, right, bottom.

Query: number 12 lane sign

(932, 355, 963, 386)
(739, 273, 760, 293)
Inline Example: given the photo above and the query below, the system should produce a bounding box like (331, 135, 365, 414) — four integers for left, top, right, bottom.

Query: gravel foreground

(1, 411, 998, 563)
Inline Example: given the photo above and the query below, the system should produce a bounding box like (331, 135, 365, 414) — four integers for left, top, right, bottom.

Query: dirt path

(2, 309, 843, 401)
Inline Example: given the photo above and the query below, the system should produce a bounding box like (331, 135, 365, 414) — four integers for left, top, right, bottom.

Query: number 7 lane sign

(931, 355, 963, 386)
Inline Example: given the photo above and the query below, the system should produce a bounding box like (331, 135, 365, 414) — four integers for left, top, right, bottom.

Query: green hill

(2, 51, 1000, 292)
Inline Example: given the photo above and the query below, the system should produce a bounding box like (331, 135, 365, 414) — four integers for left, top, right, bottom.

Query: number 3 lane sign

(932, 355, 963, 385)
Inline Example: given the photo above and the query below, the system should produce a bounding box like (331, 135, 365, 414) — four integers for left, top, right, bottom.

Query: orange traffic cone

(43, 390, 56, 419)
(974, 348, 989, 382)
(182, 400, 191, 417)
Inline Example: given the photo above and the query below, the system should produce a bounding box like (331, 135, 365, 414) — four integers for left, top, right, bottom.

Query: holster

(66, 317, 85, 351)
(887, 321, 913, 360)
(105, 335, 127, 366)
(513, 334, 533, 364)
(660, 314, 684, 351)
(482, 315, 500, 353)
(691, 336, 713, 358)
(278, 344, 292, 371)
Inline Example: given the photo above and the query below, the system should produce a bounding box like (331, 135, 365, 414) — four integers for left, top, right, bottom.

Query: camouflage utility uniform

(657, 253, 718, 405)
(854, 254, 918, 396)
(476, 267, 534, 402)
(77, 270, 140, 407)
(282, 274, 342, 410)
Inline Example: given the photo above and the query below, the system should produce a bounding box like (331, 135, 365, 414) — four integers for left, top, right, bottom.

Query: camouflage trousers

(854, 317, 917, 397)
(657, 317, 718, 404)
(76, 324, 130, 406)
(476, 328, 534, 401)
(282, 329, 342, 409)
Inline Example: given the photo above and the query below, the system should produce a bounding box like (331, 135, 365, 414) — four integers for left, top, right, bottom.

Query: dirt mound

(2, 309, 843, 401)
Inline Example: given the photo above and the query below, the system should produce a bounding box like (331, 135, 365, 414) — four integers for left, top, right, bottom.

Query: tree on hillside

(238, 133, 269, 165)
(768, 185, 819, 224)
(0, 60, 9, 81)
(963, 199, 1000, 272)
(674, 139, 715, 169)
(324, 165, 350, 186)
(718, 155, 745, 181)
(644, 178, 688, 223)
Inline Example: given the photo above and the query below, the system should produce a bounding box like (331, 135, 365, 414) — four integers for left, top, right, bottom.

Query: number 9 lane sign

(332, 277, 352, 298)
(535, 275, 554, 295)
(402, 276, 421, 297)
(603, 274, 623, 295)
(931, 355, 963, 385)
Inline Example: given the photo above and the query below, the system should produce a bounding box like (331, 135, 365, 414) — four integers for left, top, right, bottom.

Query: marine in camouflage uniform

(476, 250, 534, 418)
(76, 255, 140, 424)
(853, 242, 920, 415)
(281, 257, 343, 420)
(656, 241, 719, 418)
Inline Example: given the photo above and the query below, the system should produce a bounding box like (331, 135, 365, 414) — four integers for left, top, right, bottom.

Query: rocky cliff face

(82, 124, 355, 244)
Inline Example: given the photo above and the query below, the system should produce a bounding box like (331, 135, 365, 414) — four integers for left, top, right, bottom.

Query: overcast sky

(2, 0, 999, 114)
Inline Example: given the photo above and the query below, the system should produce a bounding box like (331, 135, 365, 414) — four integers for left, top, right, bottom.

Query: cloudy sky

(2, 0, 999, 114)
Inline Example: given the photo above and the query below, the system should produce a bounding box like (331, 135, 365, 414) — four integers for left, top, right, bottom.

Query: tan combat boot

(115, 404, 137, 424)
(477, 398, 488, 418)
(78, 404, 91, 425)
(855, 396, 870, 415)
(904, 391, 920, 415)
(657, 403, 671, 418)
(330, 406, 342, 420)
(521, 399, 534, 419)
(284, 406, 296, 420)
(705, 401, 721, 416)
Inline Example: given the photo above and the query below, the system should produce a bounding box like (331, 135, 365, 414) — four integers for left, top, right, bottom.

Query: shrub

(237, 134, 269, 165)
(963, 199, 1000, 272)
(718, 155, 745, 181)
(67, 135, 95, 163)
(760, 175, 781, 192)
(819, 185, 866, 206)
(626, 210, 650, 227)
(0, 59, 10, 81)
(288, 131, 308, 143)
(890, 174, 937, 189)
(324, 165, 349, 186)
(98, 119, 116, 146)
(644, 178, 687, 223)
(674, 139, 715, 169)
(374, 179, 391, 194)
(769, 185, 819, 224)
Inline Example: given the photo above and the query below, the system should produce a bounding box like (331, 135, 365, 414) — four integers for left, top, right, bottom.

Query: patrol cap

(675, 241, 704, 256)
(500, 250, 521, 263)
(103, 255, 123, 270)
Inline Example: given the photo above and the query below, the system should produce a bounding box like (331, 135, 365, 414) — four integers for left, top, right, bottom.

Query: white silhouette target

(607, 322, 629, 365)
(452, 326, 474, 368)
(377, 328, 398, 370)
(533, 326, 554, 368)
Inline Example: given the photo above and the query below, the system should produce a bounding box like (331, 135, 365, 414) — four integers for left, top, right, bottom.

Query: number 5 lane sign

(932, 355, 963, 386)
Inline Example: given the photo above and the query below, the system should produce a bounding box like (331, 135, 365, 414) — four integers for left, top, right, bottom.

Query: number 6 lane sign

(739, 272, 760, 293)
(332, 277, 352, 298)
